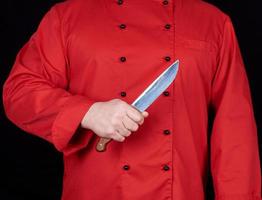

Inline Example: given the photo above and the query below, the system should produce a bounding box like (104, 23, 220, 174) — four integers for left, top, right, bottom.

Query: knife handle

(96, 137, 112, 152)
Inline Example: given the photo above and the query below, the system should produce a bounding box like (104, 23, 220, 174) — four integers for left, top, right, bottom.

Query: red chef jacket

(3, 0, 261, 199)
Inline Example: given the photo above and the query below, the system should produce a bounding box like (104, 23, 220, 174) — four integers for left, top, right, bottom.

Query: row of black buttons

(162, 0, 172, 174)
(122, 164, 170, 171)
(119, 56, 171, 97)
(161, 5, 171, 172)
(117, 0, 169, 6)
(120, 91, 170, 97)
(121, 129, 171, 171)
(119, 23, 171, 30)
(117, 0, 172, 174)
(119, 56, 171, 63)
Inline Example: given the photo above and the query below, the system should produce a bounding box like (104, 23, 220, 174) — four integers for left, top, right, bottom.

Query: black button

(163, 165, 170, 171)
(119, 24, 126, 29)
(164, 56, 171, 62)
(163, 0, 169, 5)
(117, 0, 123, 5)
(163, 91, 170, 96)
(120, 57, 126, 62)
(120, 91, 127, 97)
(163, 129, 171, 135)
(165, 24, 171, 29)
(123, 165, 130, 170)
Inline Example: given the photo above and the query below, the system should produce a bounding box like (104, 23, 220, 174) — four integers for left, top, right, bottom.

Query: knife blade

(96, 60, 180, 152)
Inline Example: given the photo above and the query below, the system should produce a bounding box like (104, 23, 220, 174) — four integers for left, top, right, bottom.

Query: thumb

(142, 111, 149, 118)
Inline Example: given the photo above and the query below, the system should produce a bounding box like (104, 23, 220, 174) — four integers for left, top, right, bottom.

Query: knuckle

(111, 118, 120, 127)
(119, 102, 127, 110)
(106, 132, 115, 138)
(106, 128, 115, 136)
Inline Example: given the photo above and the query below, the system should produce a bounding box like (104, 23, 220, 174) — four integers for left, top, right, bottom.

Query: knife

(96, 59, 180, 152)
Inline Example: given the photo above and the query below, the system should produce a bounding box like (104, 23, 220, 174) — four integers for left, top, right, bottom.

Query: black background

(0, 0, 261, 199)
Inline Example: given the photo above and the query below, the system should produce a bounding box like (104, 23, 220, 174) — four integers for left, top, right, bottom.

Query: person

(3, 0, 261, 199)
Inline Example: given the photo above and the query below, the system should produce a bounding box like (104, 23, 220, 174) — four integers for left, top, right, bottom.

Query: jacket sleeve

(210, 16, 261, 200)
(2, 5, 96, 156)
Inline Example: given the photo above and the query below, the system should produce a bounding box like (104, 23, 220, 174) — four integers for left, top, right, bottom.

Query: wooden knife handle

(96, 137, 112, 152)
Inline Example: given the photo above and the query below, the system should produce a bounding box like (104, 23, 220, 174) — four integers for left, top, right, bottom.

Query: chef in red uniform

(3, 0, 261, 199)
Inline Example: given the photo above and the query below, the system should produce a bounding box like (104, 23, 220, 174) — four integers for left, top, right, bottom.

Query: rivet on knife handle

(96, 138, 111, 152)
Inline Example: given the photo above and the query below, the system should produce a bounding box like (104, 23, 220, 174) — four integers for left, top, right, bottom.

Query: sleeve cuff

(51, 95, 96, 155)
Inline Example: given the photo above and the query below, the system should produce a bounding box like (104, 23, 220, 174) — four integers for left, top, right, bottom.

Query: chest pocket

(175, 35, 218, 89)
(176, 35, 216, 53)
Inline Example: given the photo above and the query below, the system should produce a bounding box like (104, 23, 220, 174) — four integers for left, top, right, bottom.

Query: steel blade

(132, 60, 179, 112)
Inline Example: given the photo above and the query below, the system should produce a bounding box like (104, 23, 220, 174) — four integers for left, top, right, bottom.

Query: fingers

(122, 115, 139, 132)
(115, 121, 132, 137)
(111, 113, 143, 142)
(116, 110, 149, 140)
(110, 130, 125, 142)
(126, 106, 146, 125)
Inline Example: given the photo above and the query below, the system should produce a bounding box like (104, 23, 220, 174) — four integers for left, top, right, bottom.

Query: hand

(81, 99, 149, 142)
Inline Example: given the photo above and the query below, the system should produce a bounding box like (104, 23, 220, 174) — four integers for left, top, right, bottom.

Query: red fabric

(3, 0, 261, 199)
